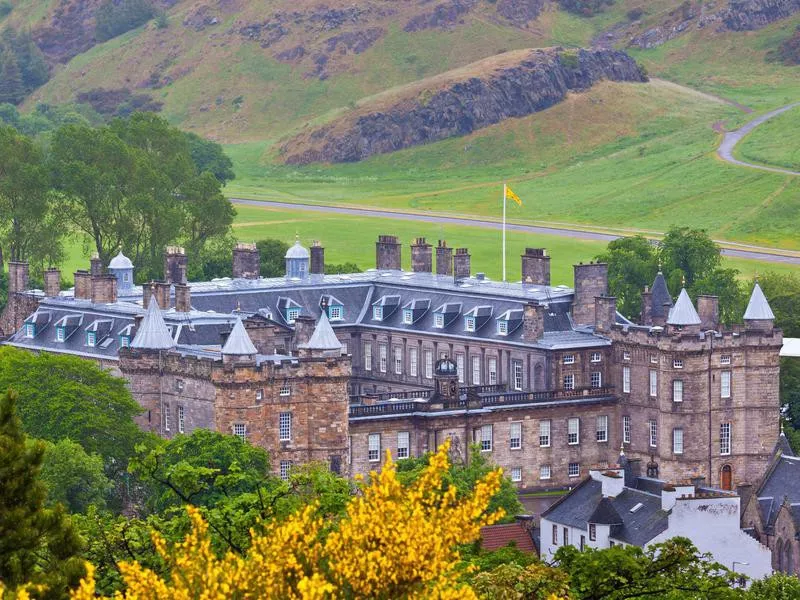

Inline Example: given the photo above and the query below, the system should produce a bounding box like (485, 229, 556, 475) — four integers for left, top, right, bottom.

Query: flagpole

(502, 183, 507, 283)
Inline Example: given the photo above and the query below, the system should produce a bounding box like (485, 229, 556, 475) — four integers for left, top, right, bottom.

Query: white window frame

(177, 405, 185, 433)
(397, 431, 410, 459)
(86, 331, 97, 347)
(279, 383, 291, 397)
(563, 373, 575, 391)
(372, 306, 383, 321)
(488, 357, 498, 385)
(568, 417, 580, 445)
(623, 366, 631, 393)
(720, 355, 732, 365)
(539, 419, 551, 447)
(650, 355, 658, 364)
(55, 327, 65, 342)
(328, 305, 343, 321)
(394, 346, 402, 375)
(623, 415, 631, 444)
(563, 354, 575, 365)
(510, 467, 522, 482)
(591, 352, 602, 363)
(279, 412, 292, 442)
(363, 342, 372, 371)
(478, 424, 492, 452)
(497, 320, 508, 336)
(402, 309, 413, 325)
(596, 415, 608, 443)
(649, 369, 658, 397)
(623, 351, 631, 361)
(673, 359, 683, 369)
(509, 421, 522, 450)
(286, 307, 300, 324)
(424, 349, 433, 379)
(591, 371, 602, 389)
(279, 460, 292, 481)
(379, 344, 387, 373)
(233, 423, 246, 441)
(673, 379, 683, 403)
(539, 464, 551, 480)
(456, 353, 465, 384)
(673, 428, 684, 454)
(120, 335, 130, 348)
(721, 371, 731, 399)
(256, 389, 264, 402)
(24, 323, 35, 338)
(648, 420, 657, 448)
(568, 462, 580, 478)
(720, 422, 731, 456)
(409, 347, 418, 377)
(433, 313, 444, 328)
(471, 355, 481, 385)
(464, 316, 476, 332)
(513, 360, 523, 391)
(164, 405, 171, 432)
(368, 433, 381, 462)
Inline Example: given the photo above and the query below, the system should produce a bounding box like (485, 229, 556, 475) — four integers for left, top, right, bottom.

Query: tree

(659, 226, 722, 290)
(746, 572, 800, 598)
(184, 131, 235, 184)
(472, 562, 571, 599)
(181, 171, 236, 260)
(325, 262, 362, 274)
(0, 47, 23, 105)
(257, 238, 290, 277)
(95, 0, 155, 42)
(40, 439, 112, 514)
(71, 440, 504, 599)
(0, 390, 85, 599)
(0, 347, 146, 473)
(554, 537, 739, 599)
(595, 235, 657, 319)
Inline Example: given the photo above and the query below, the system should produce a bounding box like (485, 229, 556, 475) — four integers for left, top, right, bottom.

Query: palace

(0, 236, 782, 489)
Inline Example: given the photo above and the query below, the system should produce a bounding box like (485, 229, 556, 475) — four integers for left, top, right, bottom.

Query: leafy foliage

(325, 261, 362, 274)
(185, 132, 235, 184)
(256, 238, 290, 277)
(0, 28, 49, 105)
(472, 561, 571, 599)
(746, 572, 800, 598)
(39, 440, 112, 514)
(595, 235, 657, 319)
(95, 0, 155, 43)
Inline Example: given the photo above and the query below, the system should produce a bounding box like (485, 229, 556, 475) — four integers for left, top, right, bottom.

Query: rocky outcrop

(722, 0, 800, 31)
(496, 0, 547, 24)
(404, 0, 478, 32)
(281, 48, 647, 165)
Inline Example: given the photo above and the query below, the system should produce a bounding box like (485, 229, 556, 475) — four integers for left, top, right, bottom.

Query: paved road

(231, 199, 800, 266)
(717, 102, 800, 176)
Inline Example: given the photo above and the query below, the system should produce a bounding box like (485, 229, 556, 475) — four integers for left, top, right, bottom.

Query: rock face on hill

(722, 0, 800, 31)
(281, 48, 647, 165)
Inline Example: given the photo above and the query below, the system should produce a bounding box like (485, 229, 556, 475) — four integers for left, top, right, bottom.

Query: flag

(506, 186, 522, 206)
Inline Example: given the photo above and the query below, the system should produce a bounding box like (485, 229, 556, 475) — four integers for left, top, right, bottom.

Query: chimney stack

(697, 295, 719, 330)
(376, 235, 401, 270)
(521, 248, 551, 286)
(411, 238, 433, 273)
(595, 296, 617, 333)
(8, 261, 29, 294)
(310, 241, 325, 275)
(90, 253, 103, 278)
(44, 268, 61, 298)
(91, 275, 118, 305)
(164, 246, 188, 285)
(174, 283, 192, 313)
(144, 281, 171, 311)
(640, 286, 653, 326)
(74, 271, 92, 300)
(572, 262, 609, 326)
(436, 240, 452, 276)
(293, 314, 315, 348)
(453, 248, 471, 281)
(522, 303, 544, 342)
(232, 242, 260, 279)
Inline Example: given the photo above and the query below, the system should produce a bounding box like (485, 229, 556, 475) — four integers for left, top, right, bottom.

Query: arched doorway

(721, 465, 733, 491)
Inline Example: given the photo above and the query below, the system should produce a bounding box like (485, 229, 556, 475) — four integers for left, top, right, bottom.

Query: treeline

(0, 112, 235, 281)
(0, 28, 49, 105)
(95, 0, 159, 42)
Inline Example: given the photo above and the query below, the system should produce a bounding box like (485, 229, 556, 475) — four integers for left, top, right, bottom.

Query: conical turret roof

(222, 317, 257, 355)
(744, 282, 775, 321)
(667, 289, 701, 326)
(131, 298, 175, 350)
(651, 271, 673, 318)
(299, 311, 342, 351)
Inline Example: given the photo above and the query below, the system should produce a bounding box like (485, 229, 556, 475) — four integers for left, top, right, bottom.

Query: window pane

(397, 431, 410, 459)
(368, 433, 381, 461)
(623, 416, 631, 444)
(510, 422, 522, 450)
(539, 420, 551, 447)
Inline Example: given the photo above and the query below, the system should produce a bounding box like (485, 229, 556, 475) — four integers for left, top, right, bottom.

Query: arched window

(776, 539, 784, 572)
(785, 542, 794, 575)
(721, 465, 733, 491)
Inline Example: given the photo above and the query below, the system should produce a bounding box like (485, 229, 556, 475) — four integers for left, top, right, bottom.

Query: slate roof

(651, 272, 673, 318)
(744, 283, 775, 321)
(131, 299, 176, 350)
(480, 522, 537, 553)
(299, 312, 342, 351)
(589, 497, 623, 525)
(667, 289, 701, 326)
(222, 318, 257, 355)
(756, 454, 800, 528)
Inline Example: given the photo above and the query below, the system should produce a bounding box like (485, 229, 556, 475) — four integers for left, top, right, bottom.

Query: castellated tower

(120, 305, 351, 477)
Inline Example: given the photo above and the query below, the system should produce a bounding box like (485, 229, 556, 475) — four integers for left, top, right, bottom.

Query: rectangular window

(648, 420, 657, 448)
(55, 327, 65, 342)
(497, 320, 508, 336)
(286, 308, 300, 324)
(568, 418, 580, 445)
(24, 323, 35, 338)
(402, 309, 413, 324)
(397, 431, 410, 459)
(721, 371, 731, 399)
(511, 467, 522, 482)
(233, 423, 246, 441)
(409, 348, 418, 377)
(580, 535, 586, 551)
(464, 316, 475, 332)
(591, 352, 602, 363)
(488, 358, 498, 385)
(649, 370, 658, 397)
(720, 423, 731, 456)
(341, 342, 347, 356)
(650, 355, 658, 364)
(86, 332, 96, 347)
(434, 313, 444, 328)
(563, 354, 575, 365)
(479, 424, 492, 452)
(329, 305, 343, 321)
(280, 460, 292, 481)
(379, 344, 387, 373)
(720, 355, 731, 365)
(563, 374, 575, 391)
(623, 366, 631, 393)
(364, 342, 372, 371)
(568, 462, 580, 478)
(563, 528, 569, 546)
(279, 383, 291, 397)
(456, 353, 465, 383)
(164, 405, 171, 432)
(589, 523, 597, 541)
(279, 412, 292, 442)
(394, 347, 402, 375)
(177, 406, 185, 433)
(368, 433, 381, 462)
(673, 380, 683, 403)
(471, 356, 481, 385)
(673, 359, 683, 369)
(256, 389, 263, 402)
(673, 428, 684, 454)
(540, 464, 551, 480)
(510, 422, 522, 450)
(623, 351, 631, 361)
(372, 306, 383, 321)
(513, 360, 524, 391)
(623, 415, 631, 444)
(596, 415, 608, 443)
(539, 420, 551, 447)
(591, 371, 602, 389)
(424, 350, 433, 379)
(553, 524, 558, 545)
(176, 379, 184, 392)
(120, 335, 130, 348)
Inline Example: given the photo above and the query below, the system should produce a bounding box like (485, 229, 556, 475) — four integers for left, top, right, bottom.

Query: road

(230, 199, 800, 266)
(717, 102, 800, 176)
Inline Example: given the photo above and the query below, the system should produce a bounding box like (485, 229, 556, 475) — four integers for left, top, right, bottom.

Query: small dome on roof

(108, 250, 133, 270)
(285, 240, 309, 259)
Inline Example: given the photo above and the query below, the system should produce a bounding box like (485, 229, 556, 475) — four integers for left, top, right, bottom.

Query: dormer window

(24, 323, 35, 338)
(434, 313, 444, 328)
(402, 309, 413, 325)
(373, 306, 383, 321)
(497, 320, 508, 336)
(328, 305, 343, 321)
(86, 332, 97, 347)
(286, 307, 300, 324)
(119, 335, 130, 348)
(55, 327, 65, 343)
(464, 316, 476, 332)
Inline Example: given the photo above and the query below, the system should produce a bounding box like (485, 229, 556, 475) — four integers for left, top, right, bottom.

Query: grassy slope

(735, 104, 800, 171)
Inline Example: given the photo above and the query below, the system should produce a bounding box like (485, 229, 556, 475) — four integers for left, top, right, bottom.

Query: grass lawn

(735, 104, 800, 172)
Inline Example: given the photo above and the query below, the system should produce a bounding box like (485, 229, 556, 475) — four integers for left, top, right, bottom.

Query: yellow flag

(506, 186, 522, 206)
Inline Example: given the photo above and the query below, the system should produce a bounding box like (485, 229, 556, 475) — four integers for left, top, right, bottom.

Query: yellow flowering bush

(70, 440, 503, 599)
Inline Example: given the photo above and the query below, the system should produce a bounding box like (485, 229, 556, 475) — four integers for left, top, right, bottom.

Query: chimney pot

(435, 240, 452, 276)
(233, 242, 261, 279)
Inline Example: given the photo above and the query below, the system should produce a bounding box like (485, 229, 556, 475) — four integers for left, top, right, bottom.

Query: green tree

(325, 261, 362, 274)
(257, 238, 290, 277)
(746, 572, 800, 598)
(0, 47, 24, 104)
(181, 170, 236, 260)
(554, 537, 739, 599)
(0, 347, 146, 473)
(0, 389, 86, 599)
(185, 131, 235, 184)
(595, 235, 657, 320)
(659, 226, 722, 290)
(95, 0, 155, 42)
(472, 561, 571, 599)
(40, 439, 112, 514)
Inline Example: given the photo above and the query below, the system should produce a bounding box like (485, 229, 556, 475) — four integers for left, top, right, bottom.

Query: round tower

(108, 250, 134, 293)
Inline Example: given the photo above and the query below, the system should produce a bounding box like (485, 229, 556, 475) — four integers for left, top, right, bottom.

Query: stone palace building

(0, 235, 782, 489)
